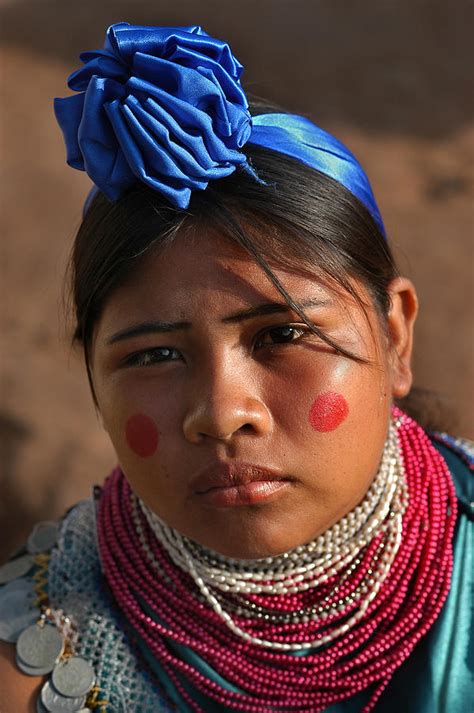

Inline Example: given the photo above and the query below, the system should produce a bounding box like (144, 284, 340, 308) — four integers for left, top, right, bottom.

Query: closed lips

(190, 462, 291, 494)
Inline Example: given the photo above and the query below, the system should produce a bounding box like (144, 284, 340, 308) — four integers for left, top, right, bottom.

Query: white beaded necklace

(133, 420, 407, 651)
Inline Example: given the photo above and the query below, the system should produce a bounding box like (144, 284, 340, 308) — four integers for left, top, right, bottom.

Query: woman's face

(91, 227, 416, 558)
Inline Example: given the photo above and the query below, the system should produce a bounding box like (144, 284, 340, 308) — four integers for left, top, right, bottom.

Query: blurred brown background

(1, 0, 473, 561)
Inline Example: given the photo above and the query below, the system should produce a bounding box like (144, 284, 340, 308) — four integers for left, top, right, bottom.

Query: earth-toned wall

(1, 0, 473, 560)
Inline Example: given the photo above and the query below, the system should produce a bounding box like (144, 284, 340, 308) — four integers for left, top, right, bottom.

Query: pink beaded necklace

(97, 409, 457, 712)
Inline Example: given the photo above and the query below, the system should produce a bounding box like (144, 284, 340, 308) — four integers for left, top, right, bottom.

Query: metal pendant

(36, 696, 49, 713)
(8, 542, 27, 560)
(27, 521, 59, 554)
(16, 653, 58, 677)
(40, 680, 87, 712)
(0, 553, 35, 584)
(0, 577, 34, 594)
(0, 578, 38, 642)
(16, 623, 64, 672)
(52, 657, 95, 698)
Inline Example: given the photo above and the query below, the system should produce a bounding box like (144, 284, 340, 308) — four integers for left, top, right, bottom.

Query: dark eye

(255, 325, 306, 348)
(123, 347, 180, 367)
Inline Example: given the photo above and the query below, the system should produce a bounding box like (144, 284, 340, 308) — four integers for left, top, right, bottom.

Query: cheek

(309, 392, 349, 432)
(125, 413, 160, 458)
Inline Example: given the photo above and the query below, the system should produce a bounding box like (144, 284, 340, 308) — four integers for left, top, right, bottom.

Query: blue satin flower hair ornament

(54, 22, 254, 209)
(54, 22, 385, 237)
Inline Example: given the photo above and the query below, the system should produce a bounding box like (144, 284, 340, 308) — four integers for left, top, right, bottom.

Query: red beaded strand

(96, 409, 457, 712)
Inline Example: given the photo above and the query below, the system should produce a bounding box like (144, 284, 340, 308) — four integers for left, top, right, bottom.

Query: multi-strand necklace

(97, 409, 457, 712)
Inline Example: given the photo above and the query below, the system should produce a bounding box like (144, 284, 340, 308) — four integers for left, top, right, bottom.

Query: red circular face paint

(309, 392, 349, 432)
(125, 414, 159, 458)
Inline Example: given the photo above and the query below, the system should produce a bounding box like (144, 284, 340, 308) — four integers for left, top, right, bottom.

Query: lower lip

(196, 480, 291, 507)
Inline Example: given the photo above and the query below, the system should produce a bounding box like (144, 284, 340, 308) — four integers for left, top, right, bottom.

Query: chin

(176, 483, 328, 559)
(189, 514, 317, 561)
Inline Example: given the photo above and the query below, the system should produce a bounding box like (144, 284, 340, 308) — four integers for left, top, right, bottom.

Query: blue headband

(54, 22, 385, 236)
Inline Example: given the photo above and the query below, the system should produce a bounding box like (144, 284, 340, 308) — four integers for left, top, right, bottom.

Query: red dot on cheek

(309, 392, 349, 432)
(125, 414, 159, 458)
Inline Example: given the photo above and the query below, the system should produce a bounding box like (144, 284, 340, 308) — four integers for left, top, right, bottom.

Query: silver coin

(0, 576, 35, 596)
(0, 577, 38, 641)
(27, 521, 59, 554)
(17, 623, 64, 670)
(36, 696, 49, 713)
(0, 554, 35, 584)
(8, 543, 27, 560)
(41, 680, 86, 712)
(0, 584, 38, 642)
(0, 576, 36, 602)
(52, 657, 95, 698)
(16, 652, 55, 676)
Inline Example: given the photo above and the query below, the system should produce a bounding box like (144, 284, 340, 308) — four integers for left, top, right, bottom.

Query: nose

(182, 357, 272, 444)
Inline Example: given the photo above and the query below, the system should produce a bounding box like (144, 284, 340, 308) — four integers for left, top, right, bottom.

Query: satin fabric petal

(106, 23, 243, 80)
(68, 51, 127, 91)
(54, 92, 86, 169)
(77, 77, 135, 199)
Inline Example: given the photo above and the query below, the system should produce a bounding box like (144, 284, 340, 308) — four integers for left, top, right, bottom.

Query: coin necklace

(0, 520, 96, 712)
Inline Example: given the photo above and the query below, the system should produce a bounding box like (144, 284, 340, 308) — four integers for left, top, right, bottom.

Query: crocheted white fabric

(47, 498, 173, 712)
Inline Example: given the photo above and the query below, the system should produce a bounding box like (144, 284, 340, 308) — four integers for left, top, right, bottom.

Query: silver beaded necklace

(134, 420, 407, 651)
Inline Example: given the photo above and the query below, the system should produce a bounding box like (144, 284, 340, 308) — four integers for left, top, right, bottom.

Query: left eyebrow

(105, 297, 329, 346)
(221, 297, 330, 323)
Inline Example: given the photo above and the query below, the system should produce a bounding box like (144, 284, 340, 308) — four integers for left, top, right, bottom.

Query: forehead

(103, 227, 343, 320)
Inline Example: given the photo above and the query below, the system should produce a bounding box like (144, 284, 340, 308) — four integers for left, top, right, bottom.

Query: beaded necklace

(97, 409, 457, 712)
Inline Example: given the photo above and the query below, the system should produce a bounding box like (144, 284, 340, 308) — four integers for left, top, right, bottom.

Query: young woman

(0, 22, 472, 713)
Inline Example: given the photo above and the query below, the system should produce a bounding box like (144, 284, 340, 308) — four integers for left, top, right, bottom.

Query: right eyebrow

(106, 320, 192, 345)
(105, 296, 329, 346)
